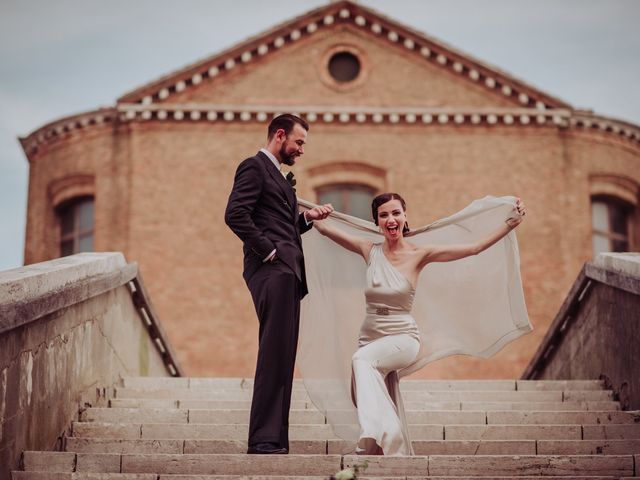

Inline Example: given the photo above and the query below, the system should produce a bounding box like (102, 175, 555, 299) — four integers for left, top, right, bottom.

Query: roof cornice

(20, 104, 640, 158)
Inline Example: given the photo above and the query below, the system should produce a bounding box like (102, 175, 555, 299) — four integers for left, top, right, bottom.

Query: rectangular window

(58, 197, 95, 256)
(591, 198, 631, 255)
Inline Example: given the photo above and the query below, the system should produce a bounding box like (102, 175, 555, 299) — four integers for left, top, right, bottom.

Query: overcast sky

(1, 0, 639, 271)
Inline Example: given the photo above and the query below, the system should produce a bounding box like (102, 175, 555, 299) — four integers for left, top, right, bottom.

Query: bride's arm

(418, 199, 526, 267)
(314, 219, 373, 260)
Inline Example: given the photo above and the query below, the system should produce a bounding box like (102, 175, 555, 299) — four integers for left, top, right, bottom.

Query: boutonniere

(285, 171, 296, 193)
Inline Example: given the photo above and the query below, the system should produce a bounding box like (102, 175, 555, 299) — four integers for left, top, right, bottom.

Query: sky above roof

(1, 0, 639, 270)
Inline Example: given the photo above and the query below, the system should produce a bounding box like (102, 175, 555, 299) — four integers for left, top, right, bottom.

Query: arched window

(317, 184, 376, 220)
(58, 197, 95, 256)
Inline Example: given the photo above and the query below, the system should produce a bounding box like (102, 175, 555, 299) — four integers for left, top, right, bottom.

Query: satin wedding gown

(352, 243, 421, 455)
(297, 196, 532, 455)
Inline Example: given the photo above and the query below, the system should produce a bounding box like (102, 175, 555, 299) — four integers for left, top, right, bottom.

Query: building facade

(20, 1, 640, 378)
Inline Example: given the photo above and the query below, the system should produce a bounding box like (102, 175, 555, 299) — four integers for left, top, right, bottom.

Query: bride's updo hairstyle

(371, 192, 410, 235)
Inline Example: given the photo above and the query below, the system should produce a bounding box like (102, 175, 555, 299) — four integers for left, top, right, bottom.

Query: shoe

(247, 442, 288, 454)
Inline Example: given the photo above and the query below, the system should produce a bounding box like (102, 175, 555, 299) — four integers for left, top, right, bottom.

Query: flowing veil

(297, 195, 532, 450)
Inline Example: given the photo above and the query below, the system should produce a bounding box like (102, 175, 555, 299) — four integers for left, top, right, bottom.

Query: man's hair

(267, 114, 309, 140)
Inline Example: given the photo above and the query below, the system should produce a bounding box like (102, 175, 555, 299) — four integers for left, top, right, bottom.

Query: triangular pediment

(120, 1, 569, 110)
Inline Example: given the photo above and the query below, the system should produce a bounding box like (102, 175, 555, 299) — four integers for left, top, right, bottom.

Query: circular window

(328, 51, 361, 83)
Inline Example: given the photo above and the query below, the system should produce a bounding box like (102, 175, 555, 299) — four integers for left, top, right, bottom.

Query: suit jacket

(225, 151, 312, 298)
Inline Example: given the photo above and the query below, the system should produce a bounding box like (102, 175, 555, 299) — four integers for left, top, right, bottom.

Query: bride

(303, 192, 527, 456)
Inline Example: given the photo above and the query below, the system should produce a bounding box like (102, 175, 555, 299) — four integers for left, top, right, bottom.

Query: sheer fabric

(297, 196, 532, 451)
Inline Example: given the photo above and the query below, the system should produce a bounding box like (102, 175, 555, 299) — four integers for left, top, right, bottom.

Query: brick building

(20, 1, 639, 378)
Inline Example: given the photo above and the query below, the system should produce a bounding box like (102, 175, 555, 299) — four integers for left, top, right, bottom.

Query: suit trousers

(246, 259, 301, 449)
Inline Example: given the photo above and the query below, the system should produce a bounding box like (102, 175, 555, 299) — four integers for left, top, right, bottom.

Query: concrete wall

(0, 253, 175, 480)
(523, 253, 640, 410)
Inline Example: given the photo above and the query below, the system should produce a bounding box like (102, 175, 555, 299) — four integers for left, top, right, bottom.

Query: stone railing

(0, 253, 182, 480)
(522, 253, 640, 410)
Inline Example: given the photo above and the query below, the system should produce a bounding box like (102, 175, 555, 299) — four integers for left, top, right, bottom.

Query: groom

(225, 114, 333, 454)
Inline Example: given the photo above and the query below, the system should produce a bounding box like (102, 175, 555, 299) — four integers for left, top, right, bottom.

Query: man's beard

(280, 144, 297, 166)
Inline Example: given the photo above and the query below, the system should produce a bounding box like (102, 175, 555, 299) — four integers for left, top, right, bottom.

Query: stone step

(22, 452, 341, 475)
(345, 454, 636, 477)
(71, 422, 640, 440)
(13, 474, 160, 480)
(13, 475, 639, 480)
(64, 437, 640, 456)
(21, 451, 636, 476)
(110, 399, 317, 410)
(81, 408, 638, 426)
(109, 398, 621, 411)
(113, 388, 613, 402)
(456, 401, 620, 411)
(120, 377, 605, 391)
(80, 408, 323, 425)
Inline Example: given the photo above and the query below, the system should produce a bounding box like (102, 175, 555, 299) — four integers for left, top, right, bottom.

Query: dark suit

(224, 150, 312, 450)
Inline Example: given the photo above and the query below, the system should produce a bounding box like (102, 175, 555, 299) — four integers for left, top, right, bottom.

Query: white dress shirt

(259, 148, 310, 262)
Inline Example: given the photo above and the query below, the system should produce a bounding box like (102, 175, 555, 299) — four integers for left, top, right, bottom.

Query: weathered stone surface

(404, 401, 462, 410)
(444, 424, 581, 440)
(114, 388, 311, 401)
(529, 269, 640, 411)
(120, 454, 341, 475)
(82, 408, 188, 424)
(186, 409, 322, 425)
(401, 380, 516, 391)
(140, 423, 337, 440)
(66, 438, 183, 454)
(460, 401, 620, 411)
(22, 451, 75, 472)
(0, 255, 174, 479)
(122, 377, 189, 389)
(405, 410, 485, 424)
(537, 439, 640, 455)
(0, 253, 126, 309)
(14, 371, 637, 480)
(406, 425, 445, 440)
(75, 453, 120, 473)
(116, 387, 604, 403)
(582, 424, 640, 439)
(183, 439, 325, 454)
(412, 439, 536, 455)
(109, 399, 177, 409)
(12, 474, 157, 479)
(563, 390, 613, 401)
(427, 454, 634, 476)
(418, 391, 565, 401)
(487, 410, 638, 425)
(73, 423, 142, 439)
(343, 455, 429, 476)
(178, 400, 311, 410)
(516, 380, 603, 391)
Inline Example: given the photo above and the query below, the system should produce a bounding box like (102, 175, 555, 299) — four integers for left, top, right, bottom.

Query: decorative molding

(19, 104, 640, 157)
(306, 160, 387, 194)
(20, 108, 116, 158)
(589, 173, 639, 206)
(116, 103, 575, 127)
(48, 174, 95, 208)
(116, 0, 568, 111)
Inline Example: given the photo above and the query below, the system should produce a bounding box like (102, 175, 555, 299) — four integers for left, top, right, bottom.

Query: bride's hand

(506, 198, 526, 228)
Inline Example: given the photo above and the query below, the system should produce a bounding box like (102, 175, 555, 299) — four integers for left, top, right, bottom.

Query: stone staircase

(13, 377, 640, 479)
